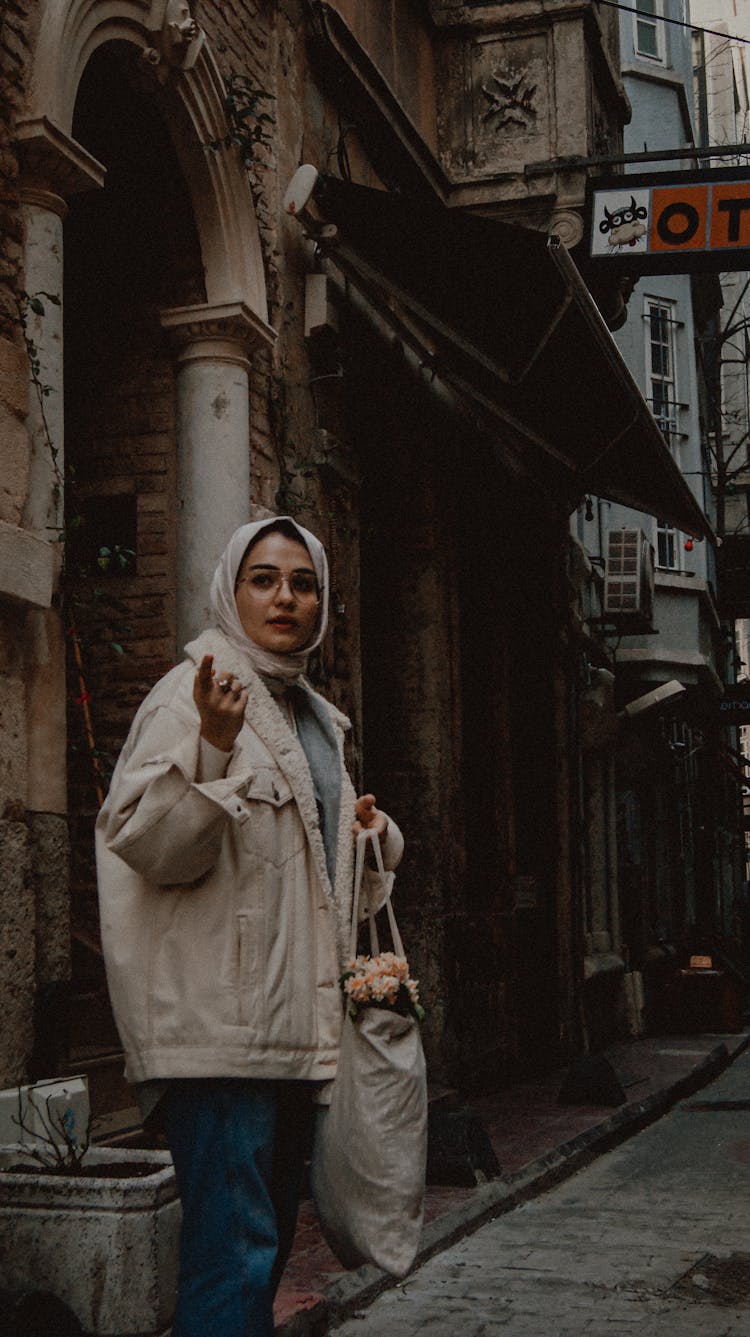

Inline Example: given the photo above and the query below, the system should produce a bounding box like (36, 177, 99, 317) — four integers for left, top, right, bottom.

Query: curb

(277, 1035, 750, 1336)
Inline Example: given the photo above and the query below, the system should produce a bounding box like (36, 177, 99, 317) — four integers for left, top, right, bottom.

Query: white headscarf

(208, 516, 329, 684)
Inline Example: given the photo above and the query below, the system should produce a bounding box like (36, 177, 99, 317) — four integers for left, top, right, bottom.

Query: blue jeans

(163, 1079, 315, 1337)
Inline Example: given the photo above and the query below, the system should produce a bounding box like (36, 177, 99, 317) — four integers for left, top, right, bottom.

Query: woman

(96, 516, 403, 1337)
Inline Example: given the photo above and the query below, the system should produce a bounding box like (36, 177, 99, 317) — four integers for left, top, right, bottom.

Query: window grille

(646, 299, 680, 453)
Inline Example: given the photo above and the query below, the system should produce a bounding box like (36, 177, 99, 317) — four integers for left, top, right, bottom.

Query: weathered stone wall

(0, 0, 36, 1086)
(0, 809, 34, 1084)
(325, 0, 438, 148)
(0, 0, 31, 527)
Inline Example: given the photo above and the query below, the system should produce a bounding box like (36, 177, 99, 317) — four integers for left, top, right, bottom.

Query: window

(656, 518, 680, 570)
(645, 299, 679, 451)
(634, 0, 663, 61)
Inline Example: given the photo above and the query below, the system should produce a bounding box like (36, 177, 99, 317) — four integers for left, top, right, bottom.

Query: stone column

(161, 301, 273, 649)
(16, 119, 104, 1075)
(19, 121, 105, 540)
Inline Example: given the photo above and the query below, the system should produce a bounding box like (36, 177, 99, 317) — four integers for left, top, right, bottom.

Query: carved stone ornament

(481, 62, 538, 134)
(17, 118, 105, 214)
(142, 0, 205, 81)
(549, 210, 585, 248)
(160, 301, 275, 367)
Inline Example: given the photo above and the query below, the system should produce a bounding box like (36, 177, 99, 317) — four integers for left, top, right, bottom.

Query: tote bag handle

(350, 828, 405, 960)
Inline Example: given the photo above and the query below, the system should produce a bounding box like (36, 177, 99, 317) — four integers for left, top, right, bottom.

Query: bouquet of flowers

(340, 951, 425, 1022)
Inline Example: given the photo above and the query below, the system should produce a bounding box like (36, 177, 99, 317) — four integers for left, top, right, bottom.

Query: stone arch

(26, 0, 271, 327)
(16, 2, 277, 1089)
(23, 0, 277, 654)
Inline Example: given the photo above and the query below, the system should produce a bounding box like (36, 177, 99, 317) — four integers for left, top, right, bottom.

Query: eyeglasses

(236, 565, 320, 601)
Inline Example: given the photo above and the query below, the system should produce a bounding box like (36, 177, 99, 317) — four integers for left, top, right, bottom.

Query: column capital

(17, 118, 106, 218)
(160, 301, 276, 369)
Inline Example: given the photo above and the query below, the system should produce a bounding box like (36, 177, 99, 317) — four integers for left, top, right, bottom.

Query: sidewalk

(273, 1029, 750, 1336)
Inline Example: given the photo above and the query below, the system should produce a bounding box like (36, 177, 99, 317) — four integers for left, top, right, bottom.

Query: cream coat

(96, 629, 403, 1086)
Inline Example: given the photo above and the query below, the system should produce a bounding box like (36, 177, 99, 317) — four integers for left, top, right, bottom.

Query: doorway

(63, 40, 205, 1057)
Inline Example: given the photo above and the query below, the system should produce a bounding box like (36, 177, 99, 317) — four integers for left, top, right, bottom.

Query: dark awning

(307, 176, 713, 541)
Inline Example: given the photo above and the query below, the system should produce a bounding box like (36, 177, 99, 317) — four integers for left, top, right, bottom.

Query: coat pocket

(236, 770, 304, 866)
(235, 911, 263, 1031)
(245, 769, 293, 806)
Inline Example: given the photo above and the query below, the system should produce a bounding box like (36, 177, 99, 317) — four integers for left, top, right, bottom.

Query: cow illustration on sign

(599, 196, 648, 248)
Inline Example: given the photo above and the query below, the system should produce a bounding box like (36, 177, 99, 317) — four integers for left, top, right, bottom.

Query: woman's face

(235, 531, 320, 653)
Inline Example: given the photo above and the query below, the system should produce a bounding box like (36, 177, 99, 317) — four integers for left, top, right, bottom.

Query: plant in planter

(0, 1097, 179, 1337)
(9, 1081, 93, 1174)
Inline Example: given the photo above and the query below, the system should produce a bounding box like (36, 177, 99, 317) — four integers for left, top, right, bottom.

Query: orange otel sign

(590, 174, 750, 267)
(650, 184, 750, 251)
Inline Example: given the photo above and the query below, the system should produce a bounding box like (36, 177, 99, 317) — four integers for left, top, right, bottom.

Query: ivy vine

(206, 73, 275, 189)
(17, 290, 63, 505)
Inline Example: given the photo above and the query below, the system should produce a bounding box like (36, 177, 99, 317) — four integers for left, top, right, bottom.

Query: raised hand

(352, 793, 389, 844)
(192, 654, 248, 752)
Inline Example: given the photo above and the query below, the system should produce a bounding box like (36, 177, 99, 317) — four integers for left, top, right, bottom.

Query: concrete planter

(0, 1145, 180, 1336)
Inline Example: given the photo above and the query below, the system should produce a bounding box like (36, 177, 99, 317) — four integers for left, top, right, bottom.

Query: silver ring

(218, 679, 231, 693)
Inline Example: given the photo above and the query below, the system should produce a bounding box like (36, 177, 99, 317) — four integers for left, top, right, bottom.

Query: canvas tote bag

(311, 828, 427, 1277)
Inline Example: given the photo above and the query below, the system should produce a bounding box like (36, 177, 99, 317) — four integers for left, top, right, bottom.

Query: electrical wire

(597, 0, 750, 48)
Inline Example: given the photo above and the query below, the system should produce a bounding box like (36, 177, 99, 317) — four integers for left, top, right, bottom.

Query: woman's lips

(268, 617, 296, 628)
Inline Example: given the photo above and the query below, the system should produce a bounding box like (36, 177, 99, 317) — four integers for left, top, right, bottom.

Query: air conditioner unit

(604, 529, 655, 627)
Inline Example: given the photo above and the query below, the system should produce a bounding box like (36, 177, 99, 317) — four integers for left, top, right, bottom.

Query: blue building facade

(569, 0, 746, 1040)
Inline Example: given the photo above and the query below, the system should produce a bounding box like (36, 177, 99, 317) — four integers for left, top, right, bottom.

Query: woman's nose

(274, 575, 296, 604)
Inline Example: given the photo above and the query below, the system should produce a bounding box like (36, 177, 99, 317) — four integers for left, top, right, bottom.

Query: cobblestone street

(330, 1048, 750, 1335)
